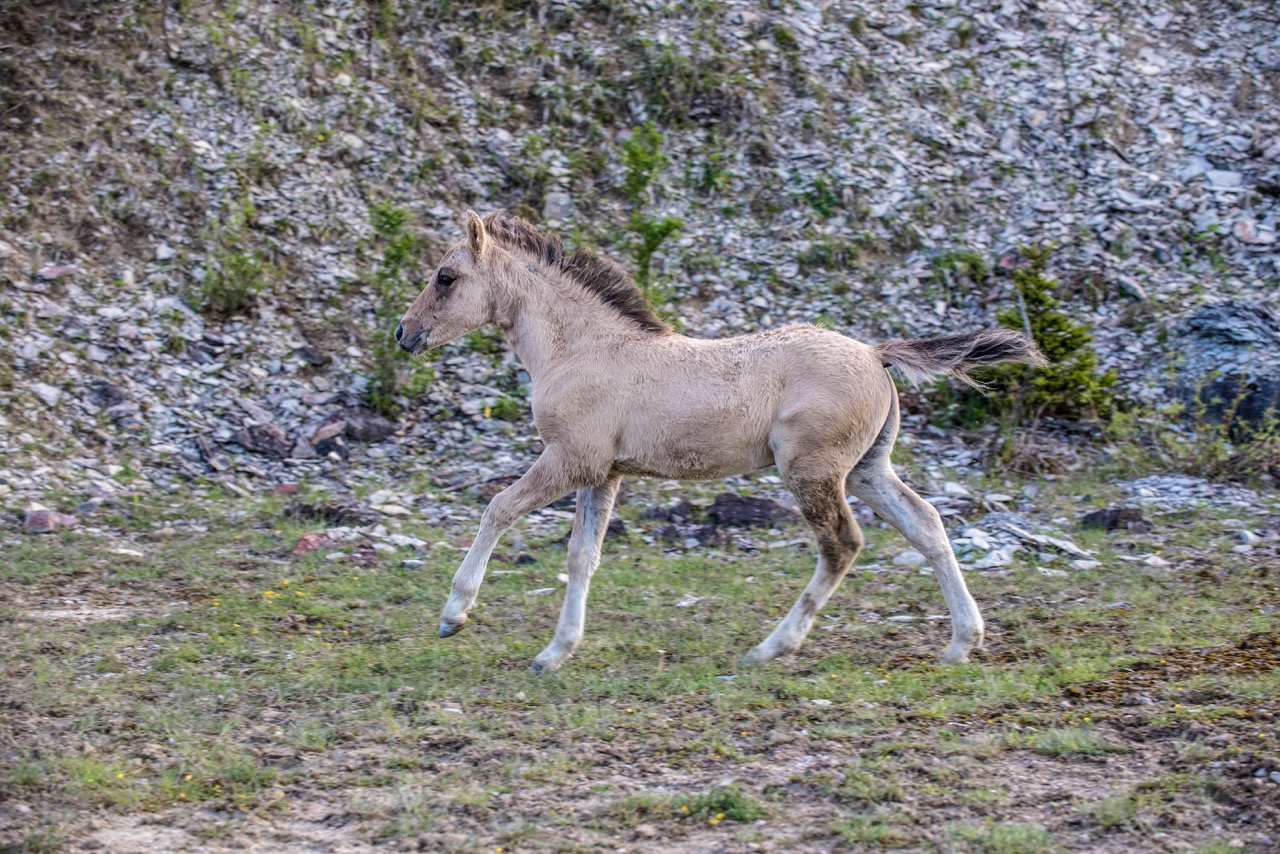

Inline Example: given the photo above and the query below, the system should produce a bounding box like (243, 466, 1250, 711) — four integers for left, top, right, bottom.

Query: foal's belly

(610, 422, 776, 481)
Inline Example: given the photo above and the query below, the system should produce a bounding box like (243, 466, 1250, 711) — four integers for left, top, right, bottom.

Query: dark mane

(482, 210, 672, 335)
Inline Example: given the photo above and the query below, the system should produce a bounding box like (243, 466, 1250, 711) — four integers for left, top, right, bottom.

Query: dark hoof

(439, 619, 467, 638)
(529, 661, 546, 674)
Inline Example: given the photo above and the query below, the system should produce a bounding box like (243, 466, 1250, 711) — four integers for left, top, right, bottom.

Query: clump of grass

(198, 197, 273, 317)
(1085, 792, 1139, 828)
(1025, 726, 1128, 758)
(675, 785, 764, 822)
(597, 785, 762, 827)
(951, 820, 1058, 853)
(832, 810, 911, 845)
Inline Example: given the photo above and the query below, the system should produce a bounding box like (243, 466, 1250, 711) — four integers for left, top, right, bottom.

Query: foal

(396, 210, 1045, 672)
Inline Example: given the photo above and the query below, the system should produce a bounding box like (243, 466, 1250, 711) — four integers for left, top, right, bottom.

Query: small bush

(933, 246, 1115, 435)
(987, 246, 1117, 421)
(366, 203, 434, 416)
(198, 199, 272, 316)
(620, 123, 682, 289)
(675, 785, 764, 822)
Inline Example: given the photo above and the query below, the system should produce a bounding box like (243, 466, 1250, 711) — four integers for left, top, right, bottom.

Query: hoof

(530, 655, 563, 674)
(939, 648, 971, 665)
(439, 618, 467, 638)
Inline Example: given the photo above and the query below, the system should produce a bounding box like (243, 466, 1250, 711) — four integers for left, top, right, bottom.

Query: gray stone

(1166, 302, 1280, 428)
(541, 191, 574, 223)
(30, 382, 61, 407)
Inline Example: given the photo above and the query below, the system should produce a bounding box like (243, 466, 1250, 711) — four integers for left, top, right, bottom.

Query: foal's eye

(436, 272, 456, 290)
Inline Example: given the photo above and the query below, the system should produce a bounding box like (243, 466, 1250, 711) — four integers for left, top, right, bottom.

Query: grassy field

(1, 478, 1277, 853)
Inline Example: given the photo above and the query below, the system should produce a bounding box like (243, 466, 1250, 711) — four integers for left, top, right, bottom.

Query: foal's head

(395, 209, 669, 355)
(395, 210, 511, 355)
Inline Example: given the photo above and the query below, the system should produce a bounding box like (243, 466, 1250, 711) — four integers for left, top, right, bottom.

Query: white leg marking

(531, 476, 621, 672)
(849, 466, 984, 663)
(440, 449, 582, 636)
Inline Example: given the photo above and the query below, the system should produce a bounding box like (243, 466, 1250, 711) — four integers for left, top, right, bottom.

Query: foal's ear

(465, 209, 487, 256)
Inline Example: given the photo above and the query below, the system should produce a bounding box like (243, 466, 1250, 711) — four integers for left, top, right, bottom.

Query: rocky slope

(1, 0, 1278, 510)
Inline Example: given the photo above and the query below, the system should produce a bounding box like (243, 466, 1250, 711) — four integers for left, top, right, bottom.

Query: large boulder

(1167, 301, 1280, 429)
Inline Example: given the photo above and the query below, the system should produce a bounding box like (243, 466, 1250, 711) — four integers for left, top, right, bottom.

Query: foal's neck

(496, 266, 637, 382)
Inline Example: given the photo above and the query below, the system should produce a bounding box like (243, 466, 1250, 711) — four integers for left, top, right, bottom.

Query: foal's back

(566, 324, 894, 482)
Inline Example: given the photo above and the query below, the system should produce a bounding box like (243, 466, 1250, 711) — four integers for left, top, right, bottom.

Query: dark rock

(235, 423, 292, 458)
(642, 500, 693, 522)
(196, 435, 232, 471)
(707, 492, 797, 527)
(294, 344, 330, 366)
(75, 497, 107, 515)
(655, 523, 721, 545)
(607, 515, 627, 537)
(514, 552, 537, 565)
(85, 380, 128, 410)
(314, 434, 350, 460)
(285, 502, 380, 526)
(290, 436, 316, 459)
(1168, 302, 1280, 428)
(1081, 507, 1148, 532)
(342, 408, 397, 443)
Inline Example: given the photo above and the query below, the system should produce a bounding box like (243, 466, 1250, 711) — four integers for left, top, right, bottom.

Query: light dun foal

(396, 211, 1045, 673)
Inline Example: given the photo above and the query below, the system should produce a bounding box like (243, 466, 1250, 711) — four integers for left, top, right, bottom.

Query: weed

(489, 396, 523, 422)
(619, 123, 682, 290)
(197, 198, 272, 317)
(1025, 726, 1128, 757)
(951, 820, 1058, 853)
(675, 785, 764, 822)
(365, 203, 434, 416)
(1107, 375, 1280, 482)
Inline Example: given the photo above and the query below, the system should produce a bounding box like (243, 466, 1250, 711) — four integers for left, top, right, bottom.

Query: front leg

(440, 447, 590, 636)
(531, 475, 622, 673)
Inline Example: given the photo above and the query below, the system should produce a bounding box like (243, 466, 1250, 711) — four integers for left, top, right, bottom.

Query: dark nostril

(394, 324, 404, 343)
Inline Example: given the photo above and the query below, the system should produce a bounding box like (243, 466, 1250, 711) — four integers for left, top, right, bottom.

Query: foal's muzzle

(395, 320, 425, 354)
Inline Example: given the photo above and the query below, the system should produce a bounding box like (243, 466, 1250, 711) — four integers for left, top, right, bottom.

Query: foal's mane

(481, 210, 671, 335)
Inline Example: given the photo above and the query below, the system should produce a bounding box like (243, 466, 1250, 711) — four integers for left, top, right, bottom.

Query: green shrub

(198, 199, 272, 316)
(620, 123, 682, 289)
(489, 396, 523, 422)
(964, 246, 1116, 424)
(366, 203, 434, 416)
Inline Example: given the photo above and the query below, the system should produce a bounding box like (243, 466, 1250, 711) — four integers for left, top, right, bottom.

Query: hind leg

(745, 471, 864, 663)
(849, 463, 984, 663)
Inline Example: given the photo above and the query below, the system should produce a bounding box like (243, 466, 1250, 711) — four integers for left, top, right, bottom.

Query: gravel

(0, 0, 1277, 534)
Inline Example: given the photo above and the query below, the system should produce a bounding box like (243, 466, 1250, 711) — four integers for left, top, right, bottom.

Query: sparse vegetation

(196, 198, 273, 317)
(2, 476, 1276, 850)
(620, 122, 683, 290)
(365, 203, 435, 416)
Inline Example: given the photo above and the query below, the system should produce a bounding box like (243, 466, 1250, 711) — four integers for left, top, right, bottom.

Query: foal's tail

(874, 329, 1048, 388)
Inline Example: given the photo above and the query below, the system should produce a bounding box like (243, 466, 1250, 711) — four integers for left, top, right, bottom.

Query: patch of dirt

(1065, 632, 1280, 706)
(19, 606, 138, 623)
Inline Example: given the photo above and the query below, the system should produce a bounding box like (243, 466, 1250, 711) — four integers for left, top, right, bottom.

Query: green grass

(952, 821, 1057, 853)
(1, 480, 1276, 850)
